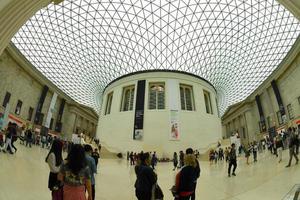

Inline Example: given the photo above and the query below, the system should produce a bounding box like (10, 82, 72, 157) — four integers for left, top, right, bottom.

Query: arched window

(149, 83, 165, 110)
(121, 85, 135, 111)
(180, 84, 195, 111)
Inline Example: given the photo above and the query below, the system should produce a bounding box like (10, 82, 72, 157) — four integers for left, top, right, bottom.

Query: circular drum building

(97, 70, 221, 157)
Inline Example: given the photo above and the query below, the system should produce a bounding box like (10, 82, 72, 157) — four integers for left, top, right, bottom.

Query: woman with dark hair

(46, 139, 63, 199)
(134, 152, 157, 200)
(58, 144, 92, 200)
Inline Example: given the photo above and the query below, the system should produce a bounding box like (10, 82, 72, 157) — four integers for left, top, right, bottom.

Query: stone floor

(0, 144, 299, 200)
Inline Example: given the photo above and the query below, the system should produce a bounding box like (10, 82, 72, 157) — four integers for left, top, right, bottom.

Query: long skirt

(63, 185, 86, 200)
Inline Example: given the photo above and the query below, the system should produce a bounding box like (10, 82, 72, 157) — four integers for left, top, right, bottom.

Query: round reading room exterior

(97, 70, 222, 157)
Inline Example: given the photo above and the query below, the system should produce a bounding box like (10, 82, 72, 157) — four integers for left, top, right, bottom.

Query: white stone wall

(97, 72, 222, 157)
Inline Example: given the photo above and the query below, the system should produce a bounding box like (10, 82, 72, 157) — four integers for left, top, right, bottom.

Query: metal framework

(12, 0, 300, 115)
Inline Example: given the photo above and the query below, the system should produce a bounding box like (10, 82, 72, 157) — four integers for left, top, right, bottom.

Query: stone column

(62, 110, 76, 141)
(244, 110, 256, 142)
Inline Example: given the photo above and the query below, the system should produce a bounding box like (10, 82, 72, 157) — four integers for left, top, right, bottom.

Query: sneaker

(228, 174, 231, 177)
(286, 165, 291, 168)
(232, 173, 236, 176)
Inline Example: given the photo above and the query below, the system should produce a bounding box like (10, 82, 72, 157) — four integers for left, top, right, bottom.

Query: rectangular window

(105, 92, 113, 115)
(2, 92, 11, 107)
(121, 85, 135, 111)
(180, 84, 195, 111)
(287, 104, 294, 120)
(27, 107, 34, 121)
(277, 111, 283, 125)
(148, 83, 165, 110)
(15, 100, 23, 115)
(203, 90, 213, 114)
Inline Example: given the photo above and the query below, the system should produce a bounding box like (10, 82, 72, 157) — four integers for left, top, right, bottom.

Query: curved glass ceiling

(12, 0, 300, 115)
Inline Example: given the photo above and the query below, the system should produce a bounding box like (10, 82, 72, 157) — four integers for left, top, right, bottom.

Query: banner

(45, 92, 58, 128)
(133, 80, 146, 140)
(170, 110, 179, 140)
(168, 79, 180, 140)
(3, 103, 10, 128)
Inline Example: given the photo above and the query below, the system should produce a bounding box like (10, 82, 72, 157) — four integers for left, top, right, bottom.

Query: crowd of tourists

(207, 125, 300, 178)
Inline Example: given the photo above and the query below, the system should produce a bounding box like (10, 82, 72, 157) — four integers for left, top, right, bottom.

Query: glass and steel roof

(12, 0, 300, 115)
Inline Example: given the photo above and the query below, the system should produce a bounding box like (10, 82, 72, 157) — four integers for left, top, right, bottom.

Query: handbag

(152, 183, 164, 200)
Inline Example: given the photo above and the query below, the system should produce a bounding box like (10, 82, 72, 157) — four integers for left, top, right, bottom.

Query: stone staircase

(197, 138, 231, 161)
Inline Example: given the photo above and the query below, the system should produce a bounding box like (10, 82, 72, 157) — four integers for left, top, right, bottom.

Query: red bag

(52, 188, 63, 200)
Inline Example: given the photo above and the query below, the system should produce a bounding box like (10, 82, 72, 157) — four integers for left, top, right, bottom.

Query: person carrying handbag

(46, 139, 63, 200)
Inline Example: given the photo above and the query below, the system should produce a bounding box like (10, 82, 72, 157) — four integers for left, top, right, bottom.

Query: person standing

(0, 113, 3, 131)
(179, 151, 184, 168)
(3, 122, 15, 154)
(126, 151, 130, 162)
(151, 152, 158, 170)
(58, 144, 92, 200)
(84, 145, 97, 200)
(174, 153, 197, 200)
(91, 148, 100, 167)
(173, 152, 178, 171)
(134, 152, 157, 200)
(20, 127, 26, 145)
(130, 152, 135, 165)
(25, 128, 33, 148)
(224, 147, 229, 163)
(275, 135, 284, 163)
(46, 139, 63, 200)
(252, 142, 258, 162)
(228, 143, 237, 177)
(186, 148, 200, 200)
(245, 145, 251, 165)
(286, 131, 299, 167)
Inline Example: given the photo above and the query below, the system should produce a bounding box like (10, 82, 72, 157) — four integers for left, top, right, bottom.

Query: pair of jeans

(4, 138, 13, 153)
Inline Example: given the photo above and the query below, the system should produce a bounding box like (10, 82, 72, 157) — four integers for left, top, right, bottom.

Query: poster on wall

(134, 129, 143, 140)
(170, 110, 180, 140)
(168, 79, 180, 141)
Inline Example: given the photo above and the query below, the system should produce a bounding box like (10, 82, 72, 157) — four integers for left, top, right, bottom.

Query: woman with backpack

(58, 144, 92, 200)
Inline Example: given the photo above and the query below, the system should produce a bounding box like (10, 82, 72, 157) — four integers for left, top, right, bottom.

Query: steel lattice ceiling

(12, 0, 300, 115)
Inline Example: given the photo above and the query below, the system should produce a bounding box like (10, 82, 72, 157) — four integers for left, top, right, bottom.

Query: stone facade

(222, 37, 300, 144)
(0, 46, 98, 139)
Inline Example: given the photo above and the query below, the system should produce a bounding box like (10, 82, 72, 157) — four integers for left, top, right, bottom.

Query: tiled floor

(0, 144, 299, 200)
